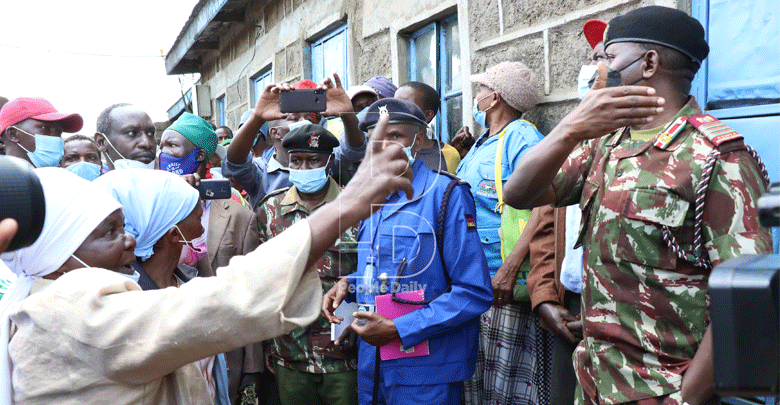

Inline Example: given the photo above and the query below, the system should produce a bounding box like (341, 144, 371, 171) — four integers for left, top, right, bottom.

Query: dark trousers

(549, 291, 581, 405)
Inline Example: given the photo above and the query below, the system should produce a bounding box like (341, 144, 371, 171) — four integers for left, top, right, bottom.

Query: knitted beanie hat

(469, 61, 539, 113)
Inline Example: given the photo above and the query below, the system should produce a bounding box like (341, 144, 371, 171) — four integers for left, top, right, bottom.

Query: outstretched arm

(503, 63, 665, 209)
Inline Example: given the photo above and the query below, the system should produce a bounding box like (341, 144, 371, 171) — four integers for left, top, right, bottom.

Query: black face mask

(588, 54, 645, 89)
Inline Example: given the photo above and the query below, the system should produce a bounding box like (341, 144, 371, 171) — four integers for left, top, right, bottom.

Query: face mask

(159, 148, 202, 175)
(114, 158, 155, 170)
(12, 127, 64, 168)
(472, 92, 496, 128)
(174, 225, 207, 266)
(356, 106, 371, 123)
(100, 133, 156, 170)
(288, 121, 308, 132)
(587, 55, 645, 89)
(288, 156, 330, 194)
(66, 161, 102, 181)
(209, 167, 223, 178)
(72, 253, 139, 282)
(401, 136, 417, 165)
(577, 65, 599, 99)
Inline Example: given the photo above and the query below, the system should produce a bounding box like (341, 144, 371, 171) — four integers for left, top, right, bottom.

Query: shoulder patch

(257, 187, 290, 207)
(687, 114, 743, 146)
(436, 170, 469, 185)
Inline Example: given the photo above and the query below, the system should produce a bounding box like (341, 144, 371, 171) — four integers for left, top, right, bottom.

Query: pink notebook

(375, 290, 430, 360)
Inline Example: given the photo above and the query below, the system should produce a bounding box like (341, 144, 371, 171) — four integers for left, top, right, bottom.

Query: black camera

(710, 182, 780, 396)
(0, 156, 46, 252)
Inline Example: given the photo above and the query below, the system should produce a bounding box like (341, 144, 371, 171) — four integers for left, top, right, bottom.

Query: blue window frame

(310, 24, 349, 89)
(407, 14, 462, 143)
(692, 0, 780, 181)
(251, 67, 273, 107)
(215, 95, 225, 126)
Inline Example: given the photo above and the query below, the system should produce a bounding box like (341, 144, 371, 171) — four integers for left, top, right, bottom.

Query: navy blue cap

(282, 123, 339, 154)
(358, 98, 428, 132)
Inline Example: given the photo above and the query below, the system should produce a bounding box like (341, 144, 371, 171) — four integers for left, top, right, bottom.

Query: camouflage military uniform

(551, 97, 772, 404)
(257, 178, 359, 374)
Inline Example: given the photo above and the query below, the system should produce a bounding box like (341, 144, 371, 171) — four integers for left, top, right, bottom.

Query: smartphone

(279, 89, 327, 113)
(0, 156, 46, 251)
(195, 179, 231, 200)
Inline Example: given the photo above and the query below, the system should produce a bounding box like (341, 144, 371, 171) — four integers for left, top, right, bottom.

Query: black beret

(358, 98, 428, 132)
(605, 6, 709, 65)
(282, 123, 339, 154)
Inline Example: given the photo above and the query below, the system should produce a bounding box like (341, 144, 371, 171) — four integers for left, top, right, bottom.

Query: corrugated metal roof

(165, 0, 256, 75)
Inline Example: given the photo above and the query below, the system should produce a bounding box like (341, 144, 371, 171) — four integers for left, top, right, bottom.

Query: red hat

(0, 97, 83, 133)
(293, 80, 318, 89)
(583, 19, 608, 49)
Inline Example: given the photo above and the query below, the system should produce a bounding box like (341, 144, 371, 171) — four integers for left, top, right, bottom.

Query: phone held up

(279, 89, 327, 114)
(195, 179, 232, 200)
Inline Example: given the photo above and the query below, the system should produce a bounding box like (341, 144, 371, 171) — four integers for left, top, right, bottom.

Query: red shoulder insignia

(687, 114, 743, 146)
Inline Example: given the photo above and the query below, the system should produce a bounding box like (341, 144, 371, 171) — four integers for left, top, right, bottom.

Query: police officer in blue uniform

(322, 98, 493, 405)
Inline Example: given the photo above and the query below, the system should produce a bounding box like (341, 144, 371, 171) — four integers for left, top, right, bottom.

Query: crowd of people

(0, 5, 771, 405)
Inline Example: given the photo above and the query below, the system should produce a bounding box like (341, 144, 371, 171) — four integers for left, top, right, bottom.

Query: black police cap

(358, 98, 428, 132)
(605, 6, 709, 65)
(281, 123, 339, 154)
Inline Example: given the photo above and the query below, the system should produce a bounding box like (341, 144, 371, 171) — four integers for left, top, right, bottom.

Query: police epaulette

(257, 187, 290, 206)
(687, 114, 743, 146)
(436, 170, 468, 185)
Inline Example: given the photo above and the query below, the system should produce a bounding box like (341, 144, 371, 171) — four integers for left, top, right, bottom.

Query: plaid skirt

(464, 301, 552, 405)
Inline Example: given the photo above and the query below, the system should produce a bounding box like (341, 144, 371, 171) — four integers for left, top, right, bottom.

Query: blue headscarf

(93, 169, 200, 260)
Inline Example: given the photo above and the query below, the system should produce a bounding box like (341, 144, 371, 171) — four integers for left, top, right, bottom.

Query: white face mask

(577, 65, 599, 99)
(114, 158, 155, 170)
(100, 132, 156, 170)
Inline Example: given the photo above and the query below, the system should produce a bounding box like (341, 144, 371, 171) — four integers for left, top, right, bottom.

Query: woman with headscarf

(0, 167, 324, 404)
(94, 168, 230, 405)
(455, 61, 550, 405)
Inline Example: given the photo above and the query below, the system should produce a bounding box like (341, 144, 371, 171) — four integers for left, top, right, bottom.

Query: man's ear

(424, 110, 436, 124)
(196, 149, 206, 162)
(4, 128, 20, 143)
(94, 132, 108, 153)
(642, 50, 660, 79)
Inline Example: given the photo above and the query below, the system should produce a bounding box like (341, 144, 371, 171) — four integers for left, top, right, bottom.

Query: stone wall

(192, 0, 689, 132)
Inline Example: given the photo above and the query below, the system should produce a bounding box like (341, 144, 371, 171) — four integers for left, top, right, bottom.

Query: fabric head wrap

(93, 169, 199, 261)
(0, 167, 121, 403)
(167, 112, 219, 160)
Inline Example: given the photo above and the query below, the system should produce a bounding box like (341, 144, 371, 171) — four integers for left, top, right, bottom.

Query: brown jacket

(527, 205, 567, 312)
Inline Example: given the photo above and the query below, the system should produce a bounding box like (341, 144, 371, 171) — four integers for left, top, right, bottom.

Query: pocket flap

(624, 188, 689, 228)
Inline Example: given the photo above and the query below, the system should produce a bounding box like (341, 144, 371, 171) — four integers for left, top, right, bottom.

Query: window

(251, 67, 273, 107)
(310, 24, 349, 89)
(215, 95, 225, 126)
(407, 15, 462, 143)
(692, 0, 780, 181)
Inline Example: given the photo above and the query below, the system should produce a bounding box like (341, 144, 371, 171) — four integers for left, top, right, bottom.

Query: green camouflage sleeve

(704, 149, 772, 265)
(552, 138, 598, 207)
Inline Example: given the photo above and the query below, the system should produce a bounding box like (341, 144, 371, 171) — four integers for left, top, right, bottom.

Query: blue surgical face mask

(12, 127, 64, 168)
(159, 148, 202, 175)
(288, 156, 330, 194)
(578, 65, 599, 99)
(356, 106, 370, 123)
(288, 120, 308, 132)
(71, 253, 140, 282)
(472, 92, 495, 128)
(66, 161, 102, 181)
(401, 136, 417, 165)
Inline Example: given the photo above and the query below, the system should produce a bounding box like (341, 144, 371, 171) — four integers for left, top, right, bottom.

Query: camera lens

(0, 156, 45, 251)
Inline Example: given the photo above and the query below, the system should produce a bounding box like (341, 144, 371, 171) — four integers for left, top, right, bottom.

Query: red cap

(583, 19, 608, 49)
(0, 97, 83, 133)
(293, 80, 318, 89)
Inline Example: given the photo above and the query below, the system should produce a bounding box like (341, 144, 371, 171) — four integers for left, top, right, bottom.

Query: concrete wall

(192, 0, 690, 133)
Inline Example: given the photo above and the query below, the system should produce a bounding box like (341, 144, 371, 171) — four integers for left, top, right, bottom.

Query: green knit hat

(168, 112, 218, 160)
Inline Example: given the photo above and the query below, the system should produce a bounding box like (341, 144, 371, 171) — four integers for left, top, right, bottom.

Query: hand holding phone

(279, 89, 327, 113)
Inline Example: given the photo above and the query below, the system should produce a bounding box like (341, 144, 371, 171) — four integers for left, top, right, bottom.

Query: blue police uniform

(455, 119, 544, 274)
(348, 160, 493, 405)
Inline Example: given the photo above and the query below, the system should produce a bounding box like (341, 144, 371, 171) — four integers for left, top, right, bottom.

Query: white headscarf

(93, 169, 199, 261)
(0, 167, 122, 403)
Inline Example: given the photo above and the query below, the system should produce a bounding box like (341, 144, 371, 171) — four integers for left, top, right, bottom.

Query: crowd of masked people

(0, 6, 772, 405)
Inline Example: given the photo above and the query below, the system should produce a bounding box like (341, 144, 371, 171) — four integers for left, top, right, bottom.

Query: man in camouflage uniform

(503, 6, 771, 405)
(257, 123, 358, 405)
